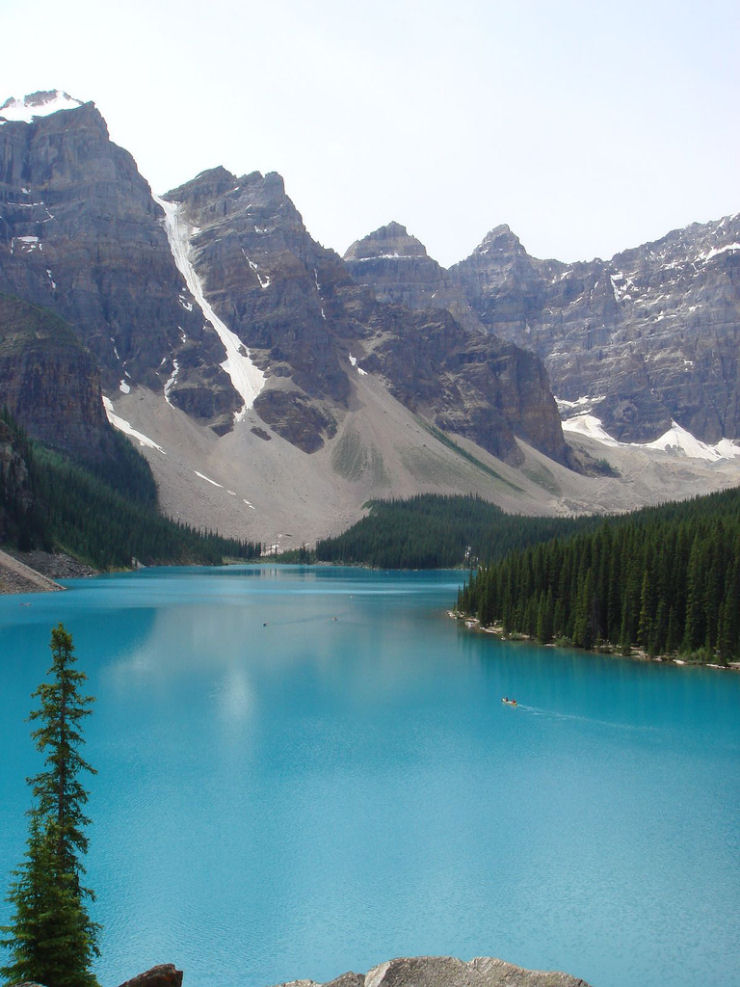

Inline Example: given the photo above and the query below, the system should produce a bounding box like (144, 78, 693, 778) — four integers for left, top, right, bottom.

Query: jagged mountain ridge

(451, 220, 740, 443)
(0, 92, 565, 466)
(0, 90, 738, 547)
(160, 166, 570, 464)
(163, 168, 569, 464)
(348, 218, 740, 445)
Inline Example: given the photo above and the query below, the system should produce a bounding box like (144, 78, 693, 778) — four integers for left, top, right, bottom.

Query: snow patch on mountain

(563, 413, 740, 461)
(241, 250, 271, 288)
(102, 397, 166, 454)
(194, 471, 223, 488)
(697, 242, 740, 263)
(561, 414, 619, 446)
(154, 195, 265, 419)
(0, 90, 84, 123)
(349, 353, 368, 376)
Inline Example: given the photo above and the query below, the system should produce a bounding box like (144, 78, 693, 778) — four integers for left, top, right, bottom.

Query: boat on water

(501, 697, 517, 706)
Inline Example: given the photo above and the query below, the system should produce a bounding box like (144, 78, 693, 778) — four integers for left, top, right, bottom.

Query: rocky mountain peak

(0, 96, 238, 432)
(0, 90, 86, 123)
(474, 224, 528, 259)
(450, 212, 740, 445)
(344, 221, 428, 262)
(166, 167, 303, 236)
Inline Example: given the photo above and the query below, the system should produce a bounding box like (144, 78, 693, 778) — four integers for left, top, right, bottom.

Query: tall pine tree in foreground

(1, 624, 100, 987)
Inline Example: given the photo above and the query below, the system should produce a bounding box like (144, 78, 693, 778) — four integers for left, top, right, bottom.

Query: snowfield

(562, 413, 740, 461)
(154, 194, 265, 420)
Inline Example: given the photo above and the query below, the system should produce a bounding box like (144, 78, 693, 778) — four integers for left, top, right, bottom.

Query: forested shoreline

(456, 487, 740, 664)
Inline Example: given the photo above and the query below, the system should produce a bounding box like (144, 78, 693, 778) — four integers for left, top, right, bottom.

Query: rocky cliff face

(0, 92, 238, 432)
(347, 217, 740, 445)
(0, 91, 571, 471)
(164, 171, 567, 463)
(162, 166, 355, 451)
(274, 955, 591, 987)
(449, 218, 740, 443)
(344, 222, 481, 331)
(360, 304, 567, 465)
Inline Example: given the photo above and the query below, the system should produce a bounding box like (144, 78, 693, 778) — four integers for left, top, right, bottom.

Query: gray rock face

(163, 166, 353, 450)
(361, 305, 568, 466)
(0, 92, 570, 469)
(449, 217, 740, 443)
(166, 171, 567, 463)
(274, 955, 591, 987)
(344, 222, 482, 332)
(0, 92, 238, 432)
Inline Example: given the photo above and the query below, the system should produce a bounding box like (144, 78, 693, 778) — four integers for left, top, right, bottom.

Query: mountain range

(1, 90, 738, 550)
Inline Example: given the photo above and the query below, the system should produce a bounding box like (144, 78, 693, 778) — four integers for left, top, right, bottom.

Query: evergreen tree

(1, 624, 100, 987)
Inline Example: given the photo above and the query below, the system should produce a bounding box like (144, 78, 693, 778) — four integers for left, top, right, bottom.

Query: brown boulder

(115, 963, 183, 987)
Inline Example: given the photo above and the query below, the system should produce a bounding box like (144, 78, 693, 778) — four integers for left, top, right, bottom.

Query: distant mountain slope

(449, 218, 740, 443)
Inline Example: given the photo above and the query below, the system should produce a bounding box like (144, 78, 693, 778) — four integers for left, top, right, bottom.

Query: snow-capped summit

(0, 90, 84, 123)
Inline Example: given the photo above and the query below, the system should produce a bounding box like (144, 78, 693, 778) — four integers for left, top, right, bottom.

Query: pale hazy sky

(3, 0, 738, 266)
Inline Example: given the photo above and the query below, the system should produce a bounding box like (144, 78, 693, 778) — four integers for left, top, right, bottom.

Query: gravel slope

(108, 380, 740, 548)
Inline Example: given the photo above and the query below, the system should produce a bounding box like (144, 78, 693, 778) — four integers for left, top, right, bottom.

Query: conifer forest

(457, 487, 740, 663)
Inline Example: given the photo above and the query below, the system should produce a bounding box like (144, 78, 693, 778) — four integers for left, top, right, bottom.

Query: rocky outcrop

(449, 217, 740, 443)
(115, 964, 183, 987)
(8, 958, 588, 987)
(274, 956, 591, 987)
(361, 305, 568, 465)
(0, 547, 65, 593)
(0, 91, 237, 431)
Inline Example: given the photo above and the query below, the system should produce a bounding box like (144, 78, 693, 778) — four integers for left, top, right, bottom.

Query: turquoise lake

(0, 565, 738, 987)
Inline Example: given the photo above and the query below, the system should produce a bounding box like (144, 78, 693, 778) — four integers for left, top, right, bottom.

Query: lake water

(0, 566, 738, 987)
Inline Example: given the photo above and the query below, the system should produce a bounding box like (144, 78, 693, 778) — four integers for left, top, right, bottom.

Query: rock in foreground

(274, 955, 591, 987)
(116, 965, 183, 987)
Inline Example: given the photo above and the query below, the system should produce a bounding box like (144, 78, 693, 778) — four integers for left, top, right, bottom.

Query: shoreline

(449, 610, 740, 672)
(0, 548, 97, 595)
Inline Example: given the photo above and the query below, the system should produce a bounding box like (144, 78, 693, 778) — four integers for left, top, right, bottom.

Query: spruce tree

(1, 624, 100, 987)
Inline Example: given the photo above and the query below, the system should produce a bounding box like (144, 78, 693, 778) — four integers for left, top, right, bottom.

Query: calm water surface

(0, 566, 738, 987)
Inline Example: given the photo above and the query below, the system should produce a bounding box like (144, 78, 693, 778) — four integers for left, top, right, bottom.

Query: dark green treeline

(457, 486, 740, 663)
(312, 494, 601, 569)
